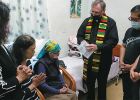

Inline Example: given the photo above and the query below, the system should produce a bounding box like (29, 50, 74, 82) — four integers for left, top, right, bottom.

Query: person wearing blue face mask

(130, 14, 140, 30)
(131, 21, 140, 30)
(120, 5, 140, 100)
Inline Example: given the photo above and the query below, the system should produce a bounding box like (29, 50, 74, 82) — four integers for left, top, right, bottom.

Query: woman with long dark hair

(12, 34, 46, 100)
(0, 2, 33, 100)
(0, 2, 32, 100)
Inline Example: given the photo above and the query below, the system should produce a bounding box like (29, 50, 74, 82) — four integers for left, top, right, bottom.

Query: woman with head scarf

(34, 40, 77, 100)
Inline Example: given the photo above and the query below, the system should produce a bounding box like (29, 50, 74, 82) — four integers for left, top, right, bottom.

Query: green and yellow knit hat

(45, 40, 61, 53)
(37, 40, 61, 59)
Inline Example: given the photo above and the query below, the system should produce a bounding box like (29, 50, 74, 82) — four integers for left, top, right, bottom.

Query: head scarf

(37, 40, 61, 59)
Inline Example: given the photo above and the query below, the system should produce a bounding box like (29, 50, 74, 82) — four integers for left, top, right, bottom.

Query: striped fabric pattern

(83, 16, 108, 81)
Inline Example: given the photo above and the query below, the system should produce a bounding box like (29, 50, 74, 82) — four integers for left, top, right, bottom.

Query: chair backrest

(35, 67, 76, 100)
(35, 88, 46, 100)
(34, 62, 76, 100)
(60, 67, 76, 92)
(112, 44, 121, 57)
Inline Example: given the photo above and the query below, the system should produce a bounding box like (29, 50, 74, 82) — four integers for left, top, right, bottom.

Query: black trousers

(121, 73, 139, 100)
(86, 64, 111, 100)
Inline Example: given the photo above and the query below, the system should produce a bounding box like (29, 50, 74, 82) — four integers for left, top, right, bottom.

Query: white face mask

(131, 21, 140, 30)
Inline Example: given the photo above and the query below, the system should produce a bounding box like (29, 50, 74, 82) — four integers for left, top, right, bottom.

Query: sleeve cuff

(23, 88, 32, 95)
(6, 76, 21, 87)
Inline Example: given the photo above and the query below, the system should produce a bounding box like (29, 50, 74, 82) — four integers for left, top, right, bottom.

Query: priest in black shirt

(77, 0, 118, 100)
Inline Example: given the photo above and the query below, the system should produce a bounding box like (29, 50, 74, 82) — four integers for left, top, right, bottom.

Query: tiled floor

(78, 80, 123, 100)
(107, 80, 123, 100)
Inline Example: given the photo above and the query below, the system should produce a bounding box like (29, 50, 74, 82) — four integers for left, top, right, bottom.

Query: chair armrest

(35, 88, 46, 100)
(60, 67, 76, 92)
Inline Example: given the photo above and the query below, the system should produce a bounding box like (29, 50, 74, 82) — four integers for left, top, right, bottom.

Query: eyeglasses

(128, 17, 140, 22)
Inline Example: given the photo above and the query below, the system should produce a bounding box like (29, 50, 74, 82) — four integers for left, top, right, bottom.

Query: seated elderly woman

(34, 40, 77, 100)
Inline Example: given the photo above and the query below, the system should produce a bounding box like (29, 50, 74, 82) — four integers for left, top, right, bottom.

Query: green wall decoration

(70, 0, 81, 18)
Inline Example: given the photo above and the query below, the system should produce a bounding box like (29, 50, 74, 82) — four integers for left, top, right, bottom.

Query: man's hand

(130, 69, 135, 80)
(86, 44, 98, 51)
(123, 64, 133, 71)
(131, 72, 140, 82)
(130, 69, 140, 82)
(119, 61, 133, 72)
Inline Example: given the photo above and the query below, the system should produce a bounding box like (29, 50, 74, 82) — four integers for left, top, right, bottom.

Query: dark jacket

(0, 45, 38, 100)
(77, 16, 119, 66)
(0, 45, 24, 100)
(34, 56, 65, 94)
(122, 28, 140, 70)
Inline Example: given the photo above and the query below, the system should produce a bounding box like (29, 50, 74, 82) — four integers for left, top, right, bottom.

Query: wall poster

(70, 0, 81, 18)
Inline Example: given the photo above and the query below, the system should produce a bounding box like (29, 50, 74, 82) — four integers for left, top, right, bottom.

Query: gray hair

(91, 0, 106, 11)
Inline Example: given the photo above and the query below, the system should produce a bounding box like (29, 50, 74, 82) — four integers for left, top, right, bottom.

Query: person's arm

(119, 28, 133, 70)
(97, 18, 119, 51)
(119, 44, 126, 66)
(77, 18, 88, 44)
(37, 63, 60, 94)
(131, 56, 140, 70)
(0, 64, 33, 99)
(130, 56, 140, 81)
(21, 73, 46, 99)
(0, 67, 23, 99)
(120, 44, 135, 71)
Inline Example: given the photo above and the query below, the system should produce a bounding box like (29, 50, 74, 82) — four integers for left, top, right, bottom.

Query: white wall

(88, 0, 140, 42)
(47, 0, 140, 57)
(47, 0, 89, 57)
